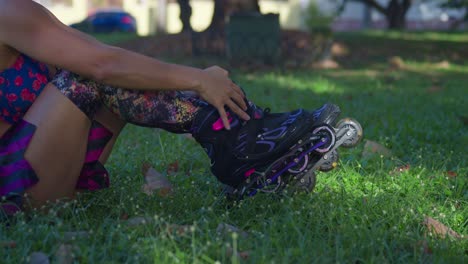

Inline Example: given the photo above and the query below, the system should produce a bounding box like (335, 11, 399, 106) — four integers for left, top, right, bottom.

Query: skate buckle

(244, 168, 256, 178)
(212, 113, 233, 131)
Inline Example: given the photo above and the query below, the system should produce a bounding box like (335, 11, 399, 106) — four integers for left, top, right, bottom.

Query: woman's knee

(51, 70, 103, 119)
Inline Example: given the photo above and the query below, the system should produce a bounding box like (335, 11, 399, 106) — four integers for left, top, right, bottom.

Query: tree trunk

(359, 0, 412, 29)
(386, 0, 411, 29)
(207, 0, 261, 32)
(207, 0, 227, 32)
(177, 0, 192, 32)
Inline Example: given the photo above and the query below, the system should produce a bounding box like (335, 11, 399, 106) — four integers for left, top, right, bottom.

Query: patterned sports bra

(0, 54, 51, 124)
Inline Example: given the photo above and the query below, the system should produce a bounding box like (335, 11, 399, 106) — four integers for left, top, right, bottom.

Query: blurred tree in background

(440, 0, 468, 29)
(350, 0, 414, 29)
(207, 0, 260, 33)
(177, 0, 193, 32)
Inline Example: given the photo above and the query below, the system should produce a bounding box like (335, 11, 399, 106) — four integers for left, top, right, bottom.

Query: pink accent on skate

(212, 112, 232, 131)
(254, 111, 262, 120)
(244, 168, 256, 178)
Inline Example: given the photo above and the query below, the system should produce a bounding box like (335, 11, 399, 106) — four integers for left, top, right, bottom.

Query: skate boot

(190, 101, 351, 198)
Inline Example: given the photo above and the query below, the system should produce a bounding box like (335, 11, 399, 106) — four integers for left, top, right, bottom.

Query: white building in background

(34, 0, 467, 36)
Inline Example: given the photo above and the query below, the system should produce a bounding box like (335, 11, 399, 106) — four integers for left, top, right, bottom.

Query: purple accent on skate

(256, 141, 275, 152)
(262, 127, 287, 140)
(247, 139, 327, 197)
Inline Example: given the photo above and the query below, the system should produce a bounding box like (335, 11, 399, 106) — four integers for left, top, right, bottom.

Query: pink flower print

(21, 88, 36, 102)
(32, 80, 42, 91)
(13, 55, 24, 70)
(0, 76, 5, 85)
(7, 93, 18, 102)
(14, 76, 23, 86)
(36, 73, 48, 84)
(3, 109, 10, 117)
(12, 113, 20, 122)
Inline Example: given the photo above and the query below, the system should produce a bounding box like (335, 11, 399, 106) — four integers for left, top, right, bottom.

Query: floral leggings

(52, 70, 208, 133)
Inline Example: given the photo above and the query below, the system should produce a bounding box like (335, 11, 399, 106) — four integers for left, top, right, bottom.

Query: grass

(1, 31, 467, 263)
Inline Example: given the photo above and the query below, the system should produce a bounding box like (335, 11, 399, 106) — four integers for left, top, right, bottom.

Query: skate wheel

(293, 171, 316, 193)
(288, 155, 309, 174)
(313, 125, 336, 153)
(319, 150, 339, 172)
(336, 118, 363, 148)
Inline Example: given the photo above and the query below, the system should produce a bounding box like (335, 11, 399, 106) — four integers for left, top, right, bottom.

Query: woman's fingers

(230, 82, 246, 99)
(226, 100, 250, 121)
(216, 106, 231, 130)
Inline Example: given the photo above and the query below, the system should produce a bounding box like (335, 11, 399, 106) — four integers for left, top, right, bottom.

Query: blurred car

(70, 9, 137, 33)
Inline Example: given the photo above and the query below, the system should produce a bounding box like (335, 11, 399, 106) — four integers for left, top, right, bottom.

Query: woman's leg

(22, 84, 92, 207)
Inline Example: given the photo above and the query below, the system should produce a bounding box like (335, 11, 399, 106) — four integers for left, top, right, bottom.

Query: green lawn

(2, 31, 467, 263)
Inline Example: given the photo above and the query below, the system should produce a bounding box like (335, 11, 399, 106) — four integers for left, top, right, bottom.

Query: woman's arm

(0, 0, 249, 128)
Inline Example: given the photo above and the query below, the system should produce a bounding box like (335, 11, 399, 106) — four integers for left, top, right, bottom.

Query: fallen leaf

(416, 240, 433, 255)
(362, 140, 392, 158)
(390, 164, 411, 175)
(226, 247, 251, 260)
(435, 60, 450, 69)
(458, 115, 468, 126)
(331, 42, 349, 57)
(63, 231, 89, 242)
(120, 213, 129, 220)
(423, 216, 463, 239)
(446, 171, 457, 178)
(141, 163, 173, 197)
(166, 160, 179, 175)
(126, 216, 153, 227)
(216, 223, 249, 239)
(54, 244, 74, 264)
(166, 224, 191, 236)
(29, 252, 50, 264)
(312, 59, 340, 69)
(388, 56, 405, 69)
(1, 240, 16, 248)
(427, 86, 444, 93)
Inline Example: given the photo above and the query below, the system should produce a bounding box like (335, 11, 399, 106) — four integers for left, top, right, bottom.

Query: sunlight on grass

(2, 31, 467, 263)
(360, 30, 468, 43)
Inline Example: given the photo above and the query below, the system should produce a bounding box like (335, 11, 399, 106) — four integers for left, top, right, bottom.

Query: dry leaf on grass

(1, 240, 17, 248)
(312, 59, 340, 70)
(362, 140, 392, 158)
(166, 160, 179, 175)
(458, 115, 468, 126)
(141, 163, 173, 197)
(388, 56, 405, 69)
(29, 252, 50, 264)
(446, 171, 457, 178)
(426, 86, 444, 93)
(416, 240, 433, 255)
(216, 223, 249, 239)
(54, 244, 75, 264)
(120, 213, 129, 220)
(226, 247, 251, 260)
(166, 224, 192, 236)
(423, 216, 463, 239)
(390, 164, 411, 175)
(435, 60, 450, 69)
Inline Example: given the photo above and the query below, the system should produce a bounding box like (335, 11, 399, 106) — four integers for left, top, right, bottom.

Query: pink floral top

(0, 54, 50, 124)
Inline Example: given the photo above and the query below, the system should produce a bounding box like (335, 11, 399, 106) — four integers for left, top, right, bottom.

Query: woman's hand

(196, 66, 250, 130)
